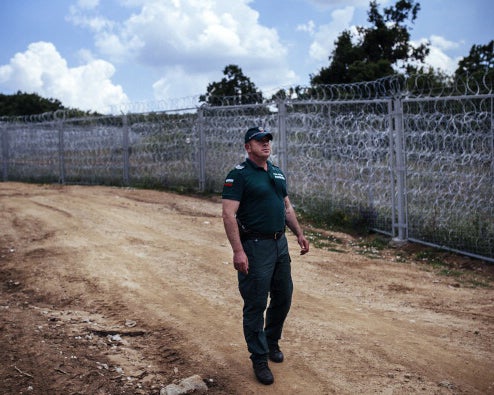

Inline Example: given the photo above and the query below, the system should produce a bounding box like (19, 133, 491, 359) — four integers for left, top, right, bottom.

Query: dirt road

(1, 182, 493, 394)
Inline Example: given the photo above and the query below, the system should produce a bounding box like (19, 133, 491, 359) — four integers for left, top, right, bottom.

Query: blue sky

(0, 0, 492, 113)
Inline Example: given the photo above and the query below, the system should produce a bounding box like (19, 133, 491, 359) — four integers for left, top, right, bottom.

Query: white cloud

(308, 6, 355, 62)
(0, 42, 128, 113)
(77, 0, 99, 9)
(411, 37, 461, 74)
(429, 35, 462, 51)
(306, 0, 371, 9)
(67, 7, 114, 33)
(425, 48, 460, 75)
(152, 66, 208, 100)
(76, 48, 96, 63)
(296, 20, 316, 35)
(112, 0, 286, 67)
(68, 0, 297, 98)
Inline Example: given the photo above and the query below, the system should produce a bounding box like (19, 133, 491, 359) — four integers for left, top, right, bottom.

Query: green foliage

(0, 91, 101, 118)
(456, 40, 494, 77)
(303, 230, 346, 253)
(0, 91, 65, 116)
(405, 66, 453, 93)
(412, 249, 491, 287)
(311, 0, 429, 84)
(455, 40, 494, 91)
(295, 196, 376, 236)
(353, 235, 389, 259)
(200, 64, 263, 105)
(311, 30, 365, 84)
(270, 85, 315, 101)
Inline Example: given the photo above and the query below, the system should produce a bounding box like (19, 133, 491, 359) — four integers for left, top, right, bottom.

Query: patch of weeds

(304, 230, 345, 253)
(363, 236, 389, 250)
(438, 268, 463, 277)
(392, 252, 409, 263)
(353, 235, 389, 259)
(467, 278, 491, 288)
(415, 250, 448, 268)
(296, 204, 371, 237)
(413, 248, 493, 288)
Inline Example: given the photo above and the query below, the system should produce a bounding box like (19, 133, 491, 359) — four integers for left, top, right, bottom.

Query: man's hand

(222, 199, 249, 272)
(297, 235, 310, 255)
(284, 196, 309, 255)
(233, 250, 249, 274)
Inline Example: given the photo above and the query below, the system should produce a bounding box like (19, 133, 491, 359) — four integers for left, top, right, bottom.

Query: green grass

(302, 216, 493, 288)
(412, 248, 492, 288)
(303, 230, 346, 253)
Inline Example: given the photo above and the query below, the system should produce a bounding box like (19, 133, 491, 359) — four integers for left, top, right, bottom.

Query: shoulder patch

(235, 164, 245, 170)
(224, 178, 234, 187)
(273, 172, 286, 181)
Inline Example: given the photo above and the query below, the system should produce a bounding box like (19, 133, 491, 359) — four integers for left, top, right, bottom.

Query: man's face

(246, 136, 271, 159)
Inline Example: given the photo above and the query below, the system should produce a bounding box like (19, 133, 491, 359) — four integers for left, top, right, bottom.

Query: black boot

(268, 344, 284, 363)
(252, 359, 274, 385)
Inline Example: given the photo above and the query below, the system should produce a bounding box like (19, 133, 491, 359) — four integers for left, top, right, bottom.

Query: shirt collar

(246, 158, 272, 171)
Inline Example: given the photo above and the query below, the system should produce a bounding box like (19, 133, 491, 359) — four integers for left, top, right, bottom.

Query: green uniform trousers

(238, 234, 293, 362)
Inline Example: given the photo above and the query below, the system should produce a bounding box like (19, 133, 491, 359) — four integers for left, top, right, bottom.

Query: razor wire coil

(1, 73, 493, 260)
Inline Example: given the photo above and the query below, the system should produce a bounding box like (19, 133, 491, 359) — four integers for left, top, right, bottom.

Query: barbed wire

(1, 72, 491, 122)
(1, 72, 493, 260)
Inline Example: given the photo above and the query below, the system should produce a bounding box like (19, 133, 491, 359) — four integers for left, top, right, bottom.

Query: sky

(0, 0, 492, 114)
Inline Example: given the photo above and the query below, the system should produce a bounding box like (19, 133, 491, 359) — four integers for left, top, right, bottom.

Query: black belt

(241, 230, 284, 241)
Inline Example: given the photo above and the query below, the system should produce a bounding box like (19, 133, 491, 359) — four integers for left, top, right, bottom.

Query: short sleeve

(222, 169, 244, 201)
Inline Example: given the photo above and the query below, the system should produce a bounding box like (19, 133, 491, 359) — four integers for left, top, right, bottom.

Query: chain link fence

(1, 74, 493, 262)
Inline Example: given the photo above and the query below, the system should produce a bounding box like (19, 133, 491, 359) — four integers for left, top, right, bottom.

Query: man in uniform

(222, 126, 309, 385)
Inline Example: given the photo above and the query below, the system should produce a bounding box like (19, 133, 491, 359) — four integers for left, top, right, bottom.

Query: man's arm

(284, 196, 310, 255)
(222, 199, 249, 273)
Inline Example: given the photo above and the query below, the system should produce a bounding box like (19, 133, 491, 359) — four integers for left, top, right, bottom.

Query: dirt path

(1, 182, 493, 394)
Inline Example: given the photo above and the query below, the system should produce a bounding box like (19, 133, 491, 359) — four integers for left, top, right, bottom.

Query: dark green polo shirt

(222, 158, 287, 233)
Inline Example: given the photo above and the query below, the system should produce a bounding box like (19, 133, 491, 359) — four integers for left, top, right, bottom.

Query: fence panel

(403, 95, 494, 259)
(60, 116, 125, 185)
(0, 120, 60, 183)
(125, 112, 199, 190)
(283, 100, 393, 234)
(0, 75, 492, 261)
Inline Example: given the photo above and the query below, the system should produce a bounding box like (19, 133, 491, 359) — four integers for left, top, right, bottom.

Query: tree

(311, 30, 366, 84)
(311, 0, 429, 85)
(455, 40, 494, 89)
(0, 91, 65, 116)
(200, 65, 263, 106)
(0, 91, 101, 117)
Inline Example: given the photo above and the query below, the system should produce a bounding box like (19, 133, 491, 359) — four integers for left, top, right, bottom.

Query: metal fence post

(1, 124, 9, 181)
(390, 97, 407, 241)
(277, 99, 288, 174)
(57, 113, 66, 184)
(197, 107, 206, 192)
(491, 95, 494, 202)
(122, 114, 130, 186)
